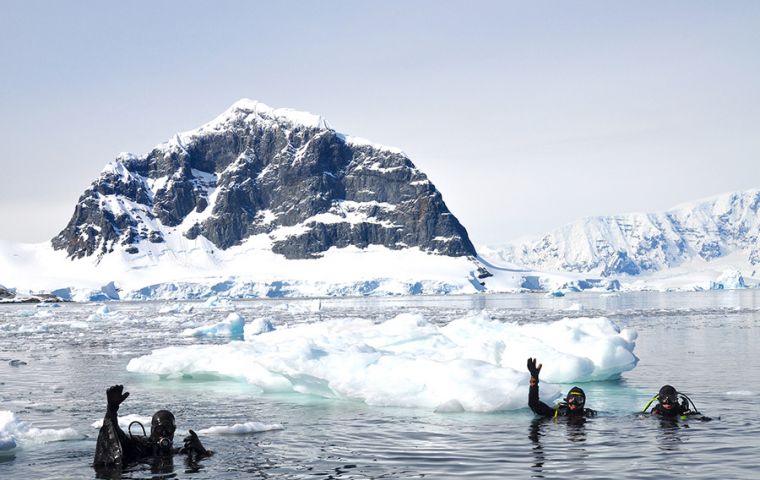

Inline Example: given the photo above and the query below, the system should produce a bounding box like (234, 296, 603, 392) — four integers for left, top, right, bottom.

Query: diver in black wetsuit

(643, 384, 711, 420)
(649, 385, 690, 417)
(93, 384, 213, 470)
(527, 358, 596, 418)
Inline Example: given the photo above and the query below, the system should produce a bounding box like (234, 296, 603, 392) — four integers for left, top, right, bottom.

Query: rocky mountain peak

(52, 100, 476, 262)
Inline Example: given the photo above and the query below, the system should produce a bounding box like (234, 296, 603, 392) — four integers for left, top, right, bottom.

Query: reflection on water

(1, 290, 760, 478)
(655, 417, 684, 452)
(529, 416, 589, 478)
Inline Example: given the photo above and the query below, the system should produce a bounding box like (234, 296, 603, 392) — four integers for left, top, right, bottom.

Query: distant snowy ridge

(484, 189, 760, 278)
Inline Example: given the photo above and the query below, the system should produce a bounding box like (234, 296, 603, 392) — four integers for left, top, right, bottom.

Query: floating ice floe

(200, 296, 235, 310)
(158, 303, 195, 314)
(91, 413, 153, 430)
(35, 303, 60, 309)
(17, 324, 48, 333)
(244, 317, 275, 337)
(181, 312, 245, 339)
(196, 421, 283, 435)
(128, 313, 638, 412)
(0, 410, 82, 453)
(86, 304, 119, 322)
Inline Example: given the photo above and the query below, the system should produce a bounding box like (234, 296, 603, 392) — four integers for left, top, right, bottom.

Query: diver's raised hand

(106, 384, 129, 410)
(527, 357, 542, 380)
(183, 429, 212, 457)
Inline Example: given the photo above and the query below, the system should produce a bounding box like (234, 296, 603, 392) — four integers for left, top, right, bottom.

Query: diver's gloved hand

(527, 357, 542, 383)
(106, 384, 129, 412)
(183, 429, 211, 457)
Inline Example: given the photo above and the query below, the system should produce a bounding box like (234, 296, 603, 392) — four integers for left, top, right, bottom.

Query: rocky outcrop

(52, 100, 476, 260)
(0, 285, 13, 300)
(0, 285, 64, 303)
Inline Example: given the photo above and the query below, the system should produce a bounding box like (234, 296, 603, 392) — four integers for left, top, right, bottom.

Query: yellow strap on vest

(641, 394, 659, 413)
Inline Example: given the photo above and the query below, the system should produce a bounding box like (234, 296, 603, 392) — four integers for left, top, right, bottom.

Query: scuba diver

(527, 357, 596, 418)
(93, 384, 213, 470)
(642, 384, 709, 420)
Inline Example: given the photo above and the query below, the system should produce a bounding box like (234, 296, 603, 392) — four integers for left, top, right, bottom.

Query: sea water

(1, 291, 759, 478)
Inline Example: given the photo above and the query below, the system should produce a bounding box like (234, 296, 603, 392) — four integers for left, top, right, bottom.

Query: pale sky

(1, 0, 759, 246)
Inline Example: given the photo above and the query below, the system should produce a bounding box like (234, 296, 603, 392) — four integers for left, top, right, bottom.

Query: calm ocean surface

(1, 290, 759, 479)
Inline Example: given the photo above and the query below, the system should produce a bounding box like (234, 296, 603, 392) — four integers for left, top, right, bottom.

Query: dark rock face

(52, 101, 476, 260)
(0, 286, 64, 303)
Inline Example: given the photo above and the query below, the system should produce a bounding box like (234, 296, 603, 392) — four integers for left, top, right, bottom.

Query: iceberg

(244, 317, 275, 338)
(181, 312, 245, 339)
(128, 313, 638, 412)
(712, 270, 747, 290)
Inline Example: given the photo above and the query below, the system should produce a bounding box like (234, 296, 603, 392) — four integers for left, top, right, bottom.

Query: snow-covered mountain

(483, 190, 760, 278)
(6, 99, 756, 300)
(1, 100, 502, 300)
(52, 99, 475, 261)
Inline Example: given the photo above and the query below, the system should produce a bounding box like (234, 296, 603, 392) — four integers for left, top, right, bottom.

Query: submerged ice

(127, 313, 638, 412)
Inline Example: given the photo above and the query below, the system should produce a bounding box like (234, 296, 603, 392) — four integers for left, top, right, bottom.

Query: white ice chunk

(195, 421, 283, 435)
(159, 303, 181, 314)
(91, 413, 154, 431)
(712, 270, 747, 289)
(181, 312, 245, 339)
(244, 317, 275, 338)
(101, 281, 120, 300)
(200, 296, 234, 310)
(127, 314, 637, 412)
(202, 296, 220, 308)
(434, 399, 465, 413)
(87, 304, 117, 322)
(1, 410, 82, 452)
